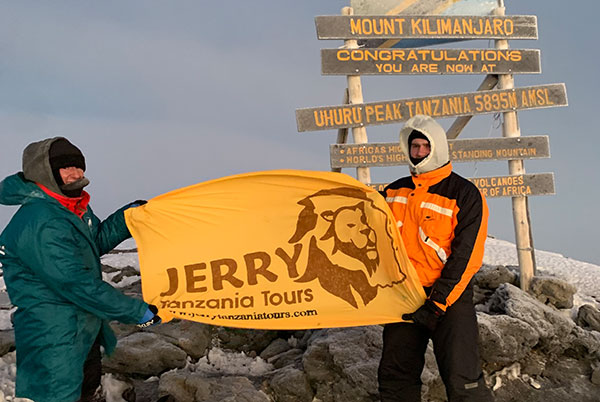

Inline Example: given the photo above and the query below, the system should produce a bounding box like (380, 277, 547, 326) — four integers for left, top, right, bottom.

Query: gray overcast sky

(1, 1, 598, 265)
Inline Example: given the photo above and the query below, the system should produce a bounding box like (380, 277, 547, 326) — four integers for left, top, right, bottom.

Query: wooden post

(342, 6, 371, 184)
(332, 88, 349, 173)
(494, 2, 536, 291)
(446, 74, 498, 139)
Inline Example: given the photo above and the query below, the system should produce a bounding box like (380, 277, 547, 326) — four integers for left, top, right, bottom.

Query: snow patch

(484, 237, 600, 307)
(192, 348, 273, 377)
(101, 373, 130, 402)
(100, 252, 140, 271)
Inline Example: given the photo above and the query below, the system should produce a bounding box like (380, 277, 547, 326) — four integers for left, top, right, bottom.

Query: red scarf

(37, 183, 90, 218)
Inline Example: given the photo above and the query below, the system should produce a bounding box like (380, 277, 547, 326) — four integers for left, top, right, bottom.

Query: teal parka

(0, 169, 148, 401)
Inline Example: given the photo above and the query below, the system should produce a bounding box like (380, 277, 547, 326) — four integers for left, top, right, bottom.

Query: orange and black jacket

(383, 162, 488, 311)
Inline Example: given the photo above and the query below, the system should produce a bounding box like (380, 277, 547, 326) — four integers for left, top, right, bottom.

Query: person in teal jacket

(0, 137, 160, 402)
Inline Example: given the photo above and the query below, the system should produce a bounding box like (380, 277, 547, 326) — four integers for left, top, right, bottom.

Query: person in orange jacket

(378, 115, 494, 401)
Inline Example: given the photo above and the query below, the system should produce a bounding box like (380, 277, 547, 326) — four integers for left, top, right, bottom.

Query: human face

(59, 167, 84, 185)
(410, 138, 431, 159)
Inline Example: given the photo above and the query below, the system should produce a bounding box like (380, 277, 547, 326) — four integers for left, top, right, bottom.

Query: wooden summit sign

(370, 173, 555, 198)
(331, 136, 550, 168)
(321, 48, 540, 75)
(296, 83, 567, 132)
(297, 2, 568, 291)
(315, 15, 538, 40)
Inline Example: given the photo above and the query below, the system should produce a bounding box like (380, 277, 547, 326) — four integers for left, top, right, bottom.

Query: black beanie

(49, 139, 86, 186)
(408, 130, 429, 146)
(407, 130, 430, 166)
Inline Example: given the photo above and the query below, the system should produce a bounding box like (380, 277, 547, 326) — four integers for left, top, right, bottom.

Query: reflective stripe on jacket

(383, 162, 488, 310)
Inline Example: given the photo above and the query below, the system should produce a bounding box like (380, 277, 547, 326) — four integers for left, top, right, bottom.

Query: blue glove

(126, 199, 147, 209)
(402, 299, 445, 332)
(137, 304, 161, 328)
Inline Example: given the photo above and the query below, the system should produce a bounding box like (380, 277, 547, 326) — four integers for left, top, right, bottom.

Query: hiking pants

(378, 288, 493, 402)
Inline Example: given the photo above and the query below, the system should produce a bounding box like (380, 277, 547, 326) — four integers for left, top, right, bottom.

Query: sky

(0, 1, 598, 264)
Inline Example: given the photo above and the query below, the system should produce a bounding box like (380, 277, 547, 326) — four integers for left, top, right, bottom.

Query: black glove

(402, 299, 445, 331)
(136, 304, 162, 328)
(126, 199, 147, 209)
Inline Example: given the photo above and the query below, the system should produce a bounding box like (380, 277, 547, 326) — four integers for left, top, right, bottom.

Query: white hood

(399, 115, 449, 175)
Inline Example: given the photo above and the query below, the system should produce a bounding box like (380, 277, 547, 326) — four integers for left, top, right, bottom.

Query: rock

(577, 304, 600, 332)
(131, 377, 160, 402)
(474, 265, 518, 290)
(109, 266, 139, 284)
(0, 330, 15, 356)
(149, 319, 213, 359)
(102, 332, 187, 376)
(529, 276, 577, 309)
(472, 285, 489, 306)
(259, 338, 292, 360)
(287, 330, 314, 350)
(158, 372, 270, 402)
(53, 261, 600, 402)
(101, 264, 120, 273)
(563, 326, 600, 360)
(488, 284, 574, 354)
(216, 327, 279, 355)
(303, 326, 382, 402)
(109, 321, 140, 340)
(592, 365, 600, 385)
(537, 357, 600, 402)
(519, 352, 546, 376)
(267, 348, 303, 369)
(267, 366, 314, 402)
(477, 313, 539, 366)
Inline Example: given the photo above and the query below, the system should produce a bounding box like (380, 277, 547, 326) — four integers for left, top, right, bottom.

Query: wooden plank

(321, 48, 540, 75)
(350, 0, 499, 48)
(470, 173, 555, 198)
(446, 74, 498, 139)
(332, 88, 350, 173)
(370, 173, 555, 198)
(494, 4, 536, 289)
(330, 136, 550, 168)
(342, 6, 371, 185)
(315, 15, 537, 40)
(296, 83, 567, 132)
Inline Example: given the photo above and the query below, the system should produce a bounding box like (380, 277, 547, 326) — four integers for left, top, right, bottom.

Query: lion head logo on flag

(288, 187, 407, 309)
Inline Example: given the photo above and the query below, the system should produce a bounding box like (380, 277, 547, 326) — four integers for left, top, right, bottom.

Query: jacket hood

(399, 115, 449, 175)
(22, 137, 65, 194)
(22, 136, 89, 196)
(0, 173, 47, 206)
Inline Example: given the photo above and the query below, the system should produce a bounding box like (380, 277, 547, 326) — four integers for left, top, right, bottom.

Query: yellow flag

(125, 170, 425, 329)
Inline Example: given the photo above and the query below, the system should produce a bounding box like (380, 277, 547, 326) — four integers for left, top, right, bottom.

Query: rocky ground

(1, 254, 600, 401)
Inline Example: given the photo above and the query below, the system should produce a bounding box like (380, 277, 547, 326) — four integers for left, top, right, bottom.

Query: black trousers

(78, 335, 102, 402)
(378, 289, 493, 402)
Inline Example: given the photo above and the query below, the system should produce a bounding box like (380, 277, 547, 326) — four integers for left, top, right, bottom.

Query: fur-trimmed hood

(399, 115, 449, 175)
